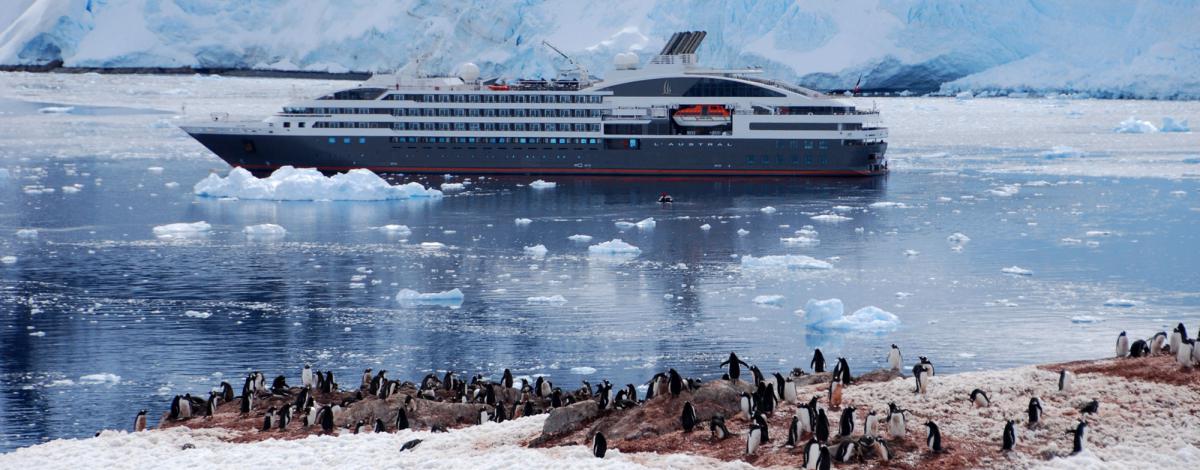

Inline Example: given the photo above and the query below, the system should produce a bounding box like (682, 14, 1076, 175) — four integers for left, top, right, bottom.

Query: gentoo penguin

(399, 439, 422, 452)
(835, 439, 857, 463)
(869, 437, 891, 461)
(1115, 331, 1129, 358)
(271, 375, 289, 395)
(828, 380, 843, 408)
(370, 370, 387, 395)
(1027, 397, 1044, 427)
(919, 356, 935, 375)
(745, 424, 762, 455)
(1130, 339, 1149, 358)
(970, 389, 991, 407)
(1079, 399, 1099, 415)
(205, 392, 218, 417)
(887, 344, 903, 371)
(912, 363, 927, 395)
(302, 406, 316, 427)
(1192, 339, 1200, 366)
(361, 369, 373, 390)
(444, 371, 456, 391)
(277, 405, 292, 430)
(1150, 331, 1168, 355)
(521, 400, 534, 418)
(811, 349, 826, 373)
(624, 383, 638, 404)
(720, 352, 750, 382)
(321, 371, 335, 394)
(169, 395, 183, 421)
(478, 407, 491, 425)
(179, 394, 193, 419)
(1178, 323, 1190, 345)
(835, 357, 851, 385)
(802, 438, 821, 469)
(749, 365, 765, 386)
(887, 402, 907, 439)
(592, 432, 608, 458)
(494, 402, 508, 423)
(753, 413, 770, 443)
(681, 401, 697, 432)
(786, 416, 801, 447)
(815, 408, 830, 443)
(502, 369, 514, 389)
(134, 410, 147, 432)
(756, 381, 776, 414)
(739, 391, 754, 419)
(815, 446, 833, 470)
(240, 393, 253, 414)
(1067, 420, 1087, 454)
(373, 418, 386, 433)
(302, 364, 313, 388)
(1057, 369, 1073, 393)
(353, 420, 366, 434)
(261, 406, 276, 431)
(550, 388, 563, 408)
(667, 369, 684, 396)
(1002, 419, 1017, 451)
(783, 377, 798, 404)
(863, 410, 879, 438)
(395, 407, 409, 430)
(539, 378, 553, 398)
(710, 416, 730, 440)
(1178, 339, 1196, 367)
(772, 372, 786, 401)
(318, 405, 335, 434)
(924, 421, 943, 453)
(219, 381, 235, 403)
(798, 404, 814, 434)
(838, 406, 856, 437)
(293, 387, 311, 411)
(313, 369, 324, 392)
(254, 372, 266, 393)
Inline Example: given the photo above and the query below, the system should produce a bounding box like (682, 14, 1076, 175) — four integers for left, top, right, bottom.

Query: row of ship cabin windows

(383, 93, 604, 104)
(282, 107, 603, 118)
(384, 137, 602, 145)
(746, 154, 831, 166)
(304, 122, 601, 132)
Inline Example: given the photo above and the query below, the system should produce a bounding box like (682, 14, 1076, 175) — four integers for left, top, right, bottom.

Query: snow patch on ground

(193, 167, 441, 201)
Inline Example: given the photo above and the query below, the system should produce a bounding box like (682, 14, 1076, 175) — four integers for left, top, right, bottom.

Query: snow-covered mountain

(2, 0, 1198, 98)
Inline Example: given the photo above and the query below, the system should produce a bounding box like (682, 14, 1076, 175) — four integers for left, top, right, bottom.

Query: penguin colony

(145, 324, 1196, 467)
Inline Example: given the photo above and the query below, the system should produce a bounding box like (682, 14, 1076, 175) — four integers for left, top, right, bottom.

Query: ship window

(343, 137, 351, 144)
(282, 122, 290, 128)
(804, 140, 813, 149)
(747, 155, 755, 164)
(819, 141, 828, 149)
(299, 122, 305, 128)
(359, 137, 366, 144)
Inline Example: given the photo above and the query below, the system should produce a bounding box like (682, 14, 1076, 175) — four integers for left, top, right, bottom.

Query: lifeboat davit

(672, 105, 731, 127)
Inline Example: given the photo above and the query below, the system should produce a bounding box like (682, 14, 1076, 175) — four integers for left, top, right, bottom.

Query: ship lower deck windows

(749, 123, 838, 131)
(282, 122, 290, 128)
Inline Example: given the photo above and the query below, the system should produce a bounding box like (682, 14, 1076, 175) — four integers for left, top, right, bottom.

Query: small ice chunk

(947, 232, 971, 245)
(79, 373, 120, 384)
(395, 288, 464, 306)
(737, 228, 750, 236)
(988, 184, 1020, 197)
(1161, 117, 1190, 133)
(29, 331, 45, 337)
(781, 236, 818, 246)
(38, 106, 74, 114)
(440, 182, 465, 191)
(1039, 146, 1084, 159)
(1114, 116, 1158, 133)
(760, 206, 777, 214)
(832, 205, 855, 211)
(147, 167, 164, 173)
(811, 214, 852, 222)
(378, 224, 412, 236)
(523, 244, 548, 257)
(700, 224, 712, 231)
(1061, 238, 1083, 244)
(183, 310, 211, 319)
(753, 295, 785, 306)
(588, 239, 641, 256)
(904, 249, 919, 257)
(1103, 298, 1140, 307)
(420, 242, 446, 250)
(868, 202, 908, 209)
(568, 234, 593, 242)
(514, 218, 533, 225)
(153, 221, 211, 239)
(1071, 315, 1102, 324)
(1001, 266, 1033, 276)
(636, 217, 656, 230)
(243, 224, 286, 238)
(741, 255, 832, 270)
(570, 366, 596, 375)
(1, 255, 16, 264)
(1085, 231, 1111, 237)
(16, 229, 38, 238)
(529, 179, 557, 189)
(527, 295, 567, 303)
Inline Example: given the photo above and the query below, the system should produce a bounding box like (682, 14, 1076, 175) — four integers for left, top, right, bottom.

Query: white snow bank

(752, 295, 785, 306)
(740, 255, 832, 270)
(395, 288, 464, 306)
(1161, 117, 1190, 133)
(800, 298, 900, 332)
(523, 245, 548, 257)
(587, 239, 641, 256)
(242, 224, 286, 238)
(567, 234, 592, 242)
(1114, 116, 1158, 134)
(153, 222, 211, 239)
(811, 214, 852, 223)
(193, 167, 441, 201)
(1002, 266, 1034, 276)
(378, 225, 412, 236)
(528, 179, 557, 189)
(526, 295, 567, 303)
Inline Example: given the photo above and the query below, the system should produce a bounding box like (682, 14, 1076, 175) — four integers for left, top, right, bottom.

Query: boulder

(541, 400, 600, 437)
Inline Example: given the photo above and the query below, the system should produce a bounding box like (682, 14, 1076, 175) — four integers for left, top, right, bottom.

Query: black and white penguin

(395, 406, 409, 430)
(254, 372, 266, 393)
(169, 395, 183, 421)
(522, 400, 535, 418)
(1130, 339, 1149, 358)
(756, 381, 776, 414)
(815, 446, 833, 470)
(739, 391, 754, 419)
(811, 349, 826, 373)
(361, 369, 373, 390)
(271, 375, 289, 395)
(668, 369, 684, 396)
(838, 406, 856, 437)
(863, 410, 879, 439)
(872, 437, 892, 461)
(919, 356, 936, 375)
(550, 388, 563, 408)
(681, 401, 697, 432)
(277, 405, 292, 430)
(302, 364, 313, 388)
(1079, 399, 1099, 415)
(772, 372, 786, 401)
(749, 365, 765, 386)
(912, 363, 927, 395)
(1027, 397, 1044, 427)
(786, 415, 801, 447)
(1002, 419, 1017, 451)
(1179, 339, 1196, 367)
(370, 370, 387, 395)
(720, 352, 750, 382)
(134, 410, 147, 432)
(835, 357, 851, 385)
(1058, 369, 1073, 393)
(745, 424, 762, 455)
(478, 406, 491, 425)
(1115, 331, 1129, 358)
(835, 439, 857, 463)
(887, 344, 903, 371)
(1067, 420, 1087, 454)
(970, 388, 991, 408)
(1170, 325, 1184, 356)
(319, 404, 335, 434)
(783, 377, 798, 404)
(373, 418, 386, 433)
(815, 408, 830, 443)
(924, 421, 943, 453)
(710, 416, 730, 440)
(302, 406, 316, 427)
(592, 432, 608, 458)
(261, 406, 275, 431)
(502, 369, 514, 389)
(539, 377, 553, 398)
(313, 369, 324, 391)
(219, 381, 235, 403)
(887, 402, 907, 439)
(624, 383, 638, 404)
(293, 387, 310, 411)
(399, 439, 422, 452)
(752, 413, 770, 443)
(797, 404, 814, 435)
(494, 402, 507, 423)
(240, 393, 253, 414)
(353, 420, 365, 434)
(802, 438, 820, 469)
(1151, 331, 1168, 355)
(203, 392, 218, 418)
(321, 371, 335, 394)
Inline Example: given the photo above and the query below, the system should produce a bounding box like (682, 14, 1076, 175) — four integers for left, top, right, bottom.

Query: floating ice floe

(569, 366, 596, 375)
(16, 229, 38, 238)
(781, 235, 818, 246)
(800, 298, 900, 332)
(1071, 315, 1102, 324)
(523, 244, 548, 257)
(243, 224, 286, 238)
(904, 249, 920, 257)
(1114, 116, 1158, 133)
(1103, 298, 1140, 307)
(760, 206, 777, 214)
(62, 185, 81, 193)
(699, 224, 712, 231)
(868, 202, 908, 209)
(147, 166, 164, 174)
(752, 295, 785, 306)
(1061, 238, 1083, 244)
(947, 232, 971, 245)
(153, 221, 211, 239)
(514, 218, 532, 225)
(528, 179, 557, 189)
(988, 184, 1020, 197)
(567, 234, 592, 242)
(378, 224, 411, 236)
(29, 331, 45, 337)
(1085, 230, 1111, 237)
(38, 106, 74, 114)
(1001, 266, 1033, 276)
(527, 295, 567, 303)
(183, 310, 212, 319)
(1161, 117, 1190, 133)
(395, 288, 464, 306)
(740, 255, 832, 270)
(832, 205, 855, 211)
(635, 217, 656, 229)
(737, 228, 750, 236)
(419, 242, 446, 250)
(587, 239, 641, 256)
(811, 214, 852, 223)
(1, 256, 15, 264)
(440, 183, 465, 191)
(1039, 146, 1085, 159)
(78, 373, 120, 384)
(193, 166, 441, 201)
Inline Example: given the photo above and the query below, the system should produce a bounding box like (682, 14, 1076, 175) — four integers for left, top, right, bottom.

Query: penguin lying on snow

(969, 388, 991, 407)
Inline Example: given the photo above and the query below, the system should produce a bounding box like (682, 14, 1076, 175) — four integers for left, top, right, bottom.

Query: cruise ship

(181, 31, 888, 177)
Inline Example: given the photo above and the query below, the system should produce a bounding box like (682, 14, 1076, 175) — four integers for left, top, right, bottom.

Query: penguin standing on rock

(720, 352, 750, 382)
(786, 415, 801, 447)
(811, 349, 826, 373)
(1002, 420, 1017, 451)
(863, 410, 879, 438)
(261, 406, 276, 431)
(815, 408, 830, 443)
(1116, 331, 1129, 358)
(924, 421, 943, 453)
(240, 393, 253, 415)
(1179, 339, 1196, 367)
(302, 364, 313, 388)
(739, 392, 754, 419)
(887, 344, 903, 371)
(667, 369, 684, 396)
(395, 407, 409, 430)
(219, 382, 235, 403)
(681, 401, 697, 432)
(318, 405, 335, 434)
(835, 358, 851, 385)
(753, 413, 770, 443)
(277, 405, 292, 430)
(373, 419, 386, 433)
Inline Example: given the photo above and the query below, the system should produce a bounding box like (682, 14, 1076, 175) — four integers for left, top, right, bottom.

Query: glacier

(1, 0, 1198, 98)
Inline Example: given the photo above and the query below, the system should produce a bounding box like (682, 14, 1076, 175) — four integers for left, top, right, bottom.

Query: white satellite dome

(614, 52, 638, 69)
(458, 62, 480, 81)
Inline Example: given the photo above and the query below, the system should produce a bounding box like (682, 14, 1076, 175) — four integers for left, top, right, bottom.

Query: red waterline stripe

(231, 164, 883, 177)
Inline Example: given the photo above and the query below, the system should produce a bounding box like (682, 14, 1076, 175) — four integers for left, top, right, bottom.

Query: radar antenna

(541, 40, 590, 84)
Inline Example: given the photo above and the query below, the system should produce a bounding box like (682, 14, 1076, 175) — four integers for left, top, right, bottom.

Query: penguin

(240, 393, 253, 414)
(539, 378, 553, 398)
(1192, 339, 1200, 366)
(294, 387, 311, 411)
(786, 415, 801, 447)
(912, 363, 927, 395)
(261, 406, 275, 431)
(681, 401, 697, 432)
(828, 380, 843, 408)
(202, 392, 217, 418)
(887, 402, 907, 439)
(863, 410, 879, 439)
(970, 388, 991, 408)
(1002, 419, 1017, 451)
(169, 395, 183, 421)
(550, 388, 563, 408)
(522, 400, 534, 417)
(739, 391, 754, 419)
(815, 446, 833, 470)
(1079, 399, 1099, 415)
(783, 377, 798, 404)
(720, 352, 750, 382)
(1067, 420, 1087, 454)
(254, 372, 266, 393)
(1058, 369, 1073, 393)
(838, 406, 856, 437)
(313, 369, 324, 391)
(797, 404, 814, 434)
(753, 413, 770, 443)
(361, 368, 373, 390)
(478, 407, 491, 425)
(592, 432, 608, 458)
(180, 394, 193, 419)
(395, 407, 409, 430)
(1116, 331, 1129, 358)
(494, 402, 507, 423)
(1130, 339, 1149, 358)
(710, 416, 731, 440)
(443, 371, 456, 391)
(925, 421, 943, 453)
(1178, 323, 1190, 345)
(835, 439, 857, 463)
(803, 439, 821, 469)
(746, 424, 762, 455)
(370, 370, 387, 395)
(756, 381, 776, 414)
(277, 405, 292, 430)
(1179, 339, 1196, 367)
(319, 405, 335, 434)
(302, 406, 316, 427)
(302, 364, 313, 388)
(399, 439, 422, 452)
(373, 418, 386, 433)
(920, 356, 936, 376)
(1027, 397, 1044, 427)
(624, 383, 638, 404)
(321, 371, 335, 394)
(811, 349, 826, 373)
(815, 408, 830, 443)
(502, 369, 514, 389)
(1170, 325, 1184, 356)
(219, 381, 235, 403)
(872, 437, 892, 461)
(668, 369, 684, 396)
(805, 396, 820, 428)
(353, 420, 365, 434)
(271, 375, 289, 395)
(134, 410, 147, 432)
(887, 344, 903, 371)
(772, 372, 786, 401)
(835, 357, 851, 385)
(1150, 331, 1168, 355)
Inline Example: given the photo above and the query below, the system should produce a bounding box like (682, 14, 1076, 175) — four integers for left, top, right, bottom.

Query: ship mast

(541, 40, 590, 85)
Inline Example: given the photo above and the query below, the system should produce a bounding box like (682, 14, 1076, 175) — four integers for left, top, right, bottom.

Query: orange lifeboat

(487, 85, 510, 91)
(673, 105, 731, 127)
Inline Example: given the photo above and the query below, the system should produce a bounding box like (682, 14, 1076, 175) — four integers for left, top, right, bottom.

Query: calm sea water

(0, 75, 1198, 450)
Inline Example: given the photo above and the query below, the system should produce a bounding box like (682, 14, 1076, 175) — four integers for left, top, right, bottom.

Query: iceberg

(567, 234, 592, 242)
(528, 180, 557, 189)
(526, 295, 567, 303)
(395, 288, 464, 307)
(193, 167, 441, 201)
(514, 218, 533, 225)
(811, 214, 852, 223)
(1161, 117, 1190, 133)
(587, 239, 641, 256)
(800, 298, 900, 332)
(740, 255, 832, 270)
(523, 244, 548, 257)
(243, 224, 286, 238)
(1103, 298, 1140, 308)
(16, 229, 38, 238)
(1114, 117, 1158, 134)
(153, 221, 211, 239)
(377, 224, 412, 236)
(760, 206, 777, 214)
